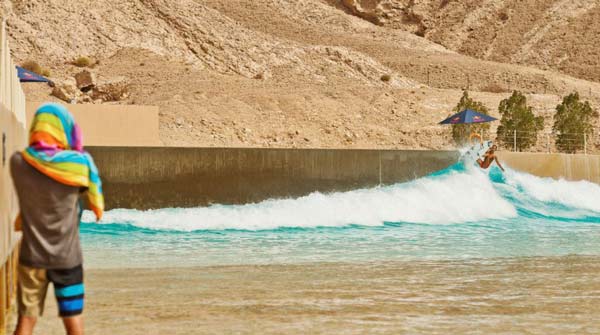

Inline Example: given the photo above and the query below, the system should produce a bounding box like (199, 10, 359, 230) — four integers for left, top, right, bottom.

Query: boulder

(51, 82, 79, 102)
(51, 86, 70, 102)
(91, 77, 129, 102)
(74, 70, 96, 91)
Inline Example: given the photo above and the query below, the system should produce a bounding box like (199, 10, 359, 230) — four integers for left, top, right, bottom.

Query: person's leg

(62, 315, 84, 335)
(47, 265, 85, 335)
(13, 316, 37, 335)
(14, 265, 49, 335)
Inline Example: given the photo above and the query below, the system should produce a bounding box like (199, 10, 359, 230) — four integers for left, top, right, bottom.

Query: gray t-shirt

(10, 152, 83, 269)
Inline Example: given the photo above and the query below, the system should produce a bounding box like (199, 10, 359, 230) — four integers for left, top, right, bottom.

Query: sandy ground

(9, 256, 600, 335)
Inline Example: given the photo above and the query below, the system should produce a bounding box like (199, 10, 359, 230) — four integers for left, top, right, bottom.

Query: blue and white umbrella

(439, 109, 497, 125)
(16, 66, 50, 83)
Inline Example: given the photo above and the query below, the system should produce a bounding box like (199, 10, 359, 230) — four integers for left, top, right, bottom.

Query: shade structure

(16, 66, 50, 82)
(439, 109, 497, 125)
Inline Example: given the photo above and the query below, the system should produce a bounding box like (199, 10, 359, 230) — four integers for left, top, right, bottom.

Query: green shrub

(21, 60, 51, 77)
(451, 91, 491, 145)
(495, 91, 543, 151)
(41, 68, 51, 77)
(73, 56, 92, 67)
(553, 92, 598, 153)
(21, 60, 43, 75)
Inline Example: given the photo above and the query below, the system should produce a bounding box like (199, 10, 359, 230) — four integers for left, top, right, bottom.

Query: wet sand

(13, 256, 600, 334)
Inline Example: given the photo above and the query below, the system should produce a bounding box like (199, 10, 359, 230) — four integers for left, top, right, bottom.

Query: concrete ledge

(498, 151, 600, 184)
(88, 147, 459, 209)
(27, 102, 161, 147)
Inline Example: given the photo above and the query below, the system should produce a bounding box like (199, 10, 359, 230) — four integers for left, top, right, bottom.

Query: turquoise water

(81, 163, 600, 268)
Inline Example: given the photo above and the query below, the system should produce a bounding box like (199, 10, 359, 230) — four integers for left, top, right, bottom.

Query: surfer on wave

(470, 133, 505, 172)
(477, 144, 505, 171)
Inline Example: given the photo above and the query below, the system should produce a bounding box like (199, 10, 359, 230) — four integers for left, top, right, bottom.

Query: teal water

(81, 163, 600, 268)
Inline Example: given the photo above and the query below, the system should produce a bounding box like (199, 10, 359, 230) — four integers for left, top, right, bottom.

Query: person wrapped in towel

(10, 103, 104, 335)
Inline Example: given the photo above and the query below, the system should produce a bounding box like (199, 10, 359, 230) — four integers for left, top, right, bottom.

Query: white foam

(84, 166, 517, 231)
(505, 169, 600, 214)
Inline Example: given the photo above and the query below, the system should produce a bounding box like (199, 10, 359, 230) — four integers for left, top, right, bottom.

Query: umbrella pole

(467, 124, 471, 144)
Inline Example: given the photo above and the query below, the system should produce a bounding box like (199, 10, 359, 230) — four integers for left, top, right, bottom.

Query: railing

(495, 129, 599, 155)
(0, 19, 26, 335)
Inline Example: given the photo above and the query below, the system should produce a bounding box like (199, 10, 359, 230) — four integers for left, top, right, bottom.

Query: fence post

(513, 130, 517, 152)
(547, 134, 550, 153)
(584, 133, 587, 155)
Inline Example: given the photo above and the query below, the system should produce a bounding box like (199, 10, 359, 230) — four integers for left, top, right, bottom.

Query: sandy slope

(6, 0, 600, 149)
(336, 0, 600, 82)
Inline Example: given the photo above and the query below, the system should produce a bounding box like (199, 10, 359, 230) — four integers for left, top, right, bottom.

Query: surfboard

(463, 140, 493, 163)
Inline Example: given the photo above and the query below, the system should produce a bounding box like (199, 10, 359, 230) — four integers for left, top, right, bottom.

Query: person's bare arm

(495, 156, 505, 172)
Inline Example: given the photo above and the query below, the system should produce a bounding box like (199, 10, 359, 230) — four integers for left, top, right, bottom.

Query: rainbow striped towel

(21, 103, 104, 221)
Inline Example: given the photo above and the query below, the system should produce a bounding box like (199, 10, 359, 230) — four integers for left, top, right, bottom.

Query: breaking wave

(83, 163, 600, 231)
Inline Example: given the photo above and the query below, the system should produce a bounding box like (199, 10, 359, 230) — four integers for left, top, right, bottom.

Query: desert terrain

(2, 0, 599, 150)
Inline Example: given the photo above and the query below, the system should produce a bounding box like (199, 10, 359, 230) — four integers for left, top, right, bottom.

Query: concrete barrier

(26, 102, 161, 146)
(88, 148, 600, 210)
(0, 108, 23, 335)
(498, 151, 600, 184)
(88, 147, 459, 209)
(0, 21, 26, 335)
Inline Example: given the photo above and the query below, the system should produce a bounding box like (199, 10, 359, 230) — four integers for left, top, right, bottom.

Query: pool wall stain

(88, 147, 459, 210)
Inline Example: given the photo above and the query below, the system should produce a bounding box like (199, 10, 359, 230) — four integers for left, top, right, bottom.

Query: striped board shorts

(17, 264, 85, 317)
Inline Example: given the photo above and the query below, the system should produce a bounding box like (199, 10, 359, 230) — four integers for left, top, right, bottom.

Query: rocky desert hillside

(2, 0, 599, 150)
(338, 0, 600, 82)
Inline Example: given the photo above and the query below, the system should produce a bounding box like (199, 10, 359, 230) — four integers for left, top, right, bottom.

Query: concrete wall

(0, 21, 26, 334)
(0, 107, 23, 266)
(0, 107, 24, 330)
(88, 147, 459, 209)
(27, 102, 161, 146)
(498, 151, 600, 184)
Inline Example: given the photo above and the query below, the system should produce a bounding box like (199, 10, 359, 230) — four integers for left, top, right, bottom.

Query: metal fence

(494, 129, 599, 154)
